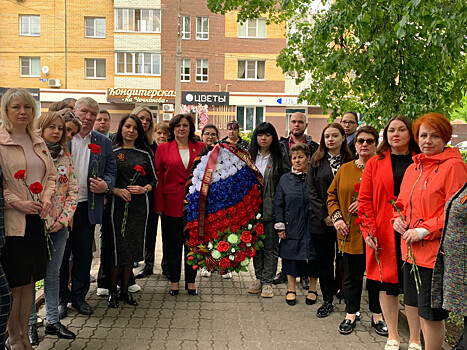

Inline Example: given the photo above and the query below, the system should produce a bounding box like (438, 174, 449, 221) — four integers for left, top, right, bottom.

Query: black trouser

(342, 253, 381, 314)
(312, 233, 336, 303)
(141, 212, 169, 274)
(161, 215, 196, 287)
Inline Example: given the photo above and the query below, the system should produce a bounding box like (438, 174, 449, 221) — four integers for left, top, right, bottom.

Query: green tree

(209, 0, 467, 127)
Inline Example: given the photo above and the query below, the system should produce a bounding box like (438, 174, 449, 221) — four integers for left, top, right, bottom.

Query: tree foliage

(208, 0, 467, 127)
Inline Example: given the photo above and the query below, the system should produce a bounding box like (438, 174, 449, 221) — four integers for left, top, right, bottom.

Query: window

(20, 57, 40, 77)
(116, 52, 161, 75)
(181, 16, 190, 39)
(85, 17, 106, 38)
(20, 15, 40, 36)
(237, 60, 265, 80)
(236, 107, 264, 131)
(195, 59, 208, 82)
(196, 16, 209, 40)
(85, 59, 106, 78)
(115, 9, 161, 33)
(181, 58, 190, 82)
(238, 18, 266, 38)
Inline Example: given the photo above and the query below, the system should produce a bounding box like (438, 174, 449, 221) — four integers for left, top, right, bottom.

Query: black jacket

(279, 135, 319, 158)
(307, 157, 338, 235)
(275, 172, 316, 261)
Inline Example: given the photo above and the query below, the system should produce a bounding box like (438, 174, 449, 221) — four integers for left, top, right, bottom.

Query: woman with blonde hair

(132, 107, 155, 153)
(0, 88, 55, 349)
(28, 112, 78, 345)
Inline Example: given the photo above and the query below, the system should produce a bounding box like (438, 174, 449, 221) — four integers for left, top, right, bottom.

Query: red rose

(88, 143, 101, 155)
(251, 235, 258, 245)
(240, 231, 252, 243)
(217, 241, 230, 253)
(354, 183, 361, 193)
(29, 182, 43, 195)
(230, 261, 238, 268)
(219, 257, 230, 268)
(238, 242, 246, 250)
(355, 218, 364, 225)
(134, 165, 144, 173)
(395, 201, 404, 211)
(255, 223, 264, 236)
(193, 265, 198, 270)
(14, 170, 26, 180)
(234, 251, 246, 262)
(245, 246, 256, 258)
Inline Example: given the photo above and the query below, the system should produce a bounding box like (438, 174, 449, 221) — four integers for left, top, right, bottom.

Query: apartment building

(0, 0, 328, 138)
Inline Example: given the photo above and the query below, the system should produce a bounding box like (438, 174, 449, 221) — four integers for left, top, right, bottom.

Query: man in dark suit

(340, 112, 358, 157)
(59, 97, 117, 318)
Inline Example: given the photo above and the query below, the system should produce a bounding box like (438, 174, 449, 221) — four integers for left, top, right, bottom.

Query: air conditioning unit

(48, 79, 61, 88)
(162, 104, 174, 112)
(163, 113, 172, 121)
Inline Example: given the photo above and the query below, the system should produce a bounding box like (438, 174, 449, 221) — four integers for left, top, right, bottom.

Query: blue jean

(29, 228, 68, 325)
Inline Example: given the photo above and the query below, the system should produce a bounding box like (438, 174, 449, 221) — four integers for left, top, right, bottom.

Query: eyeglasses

(356, 138, 375, 145)
(203, 132, 217, 137)
(341, 120, 357, 125)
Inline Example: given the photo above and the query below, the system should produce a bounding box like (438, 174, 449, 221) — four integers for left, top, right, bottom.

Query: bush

(461, 150, 467, 164)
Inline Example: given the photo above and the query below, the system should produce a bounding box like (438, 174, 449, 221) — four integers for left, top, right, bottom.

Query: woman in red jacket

(393, 113, 467, 350)
(155, 115, 205, 296)
(358, 115, 420, 350)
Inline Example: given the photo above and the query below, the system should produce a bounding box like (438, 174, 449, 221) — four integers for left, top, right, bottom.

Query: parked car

(455, 141, 467, 151)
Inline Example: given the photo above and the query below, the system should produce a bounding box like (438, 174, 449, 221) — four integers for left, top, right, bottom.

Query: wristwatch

(144, 187, 149, 193)
(105, 185, 111, 194)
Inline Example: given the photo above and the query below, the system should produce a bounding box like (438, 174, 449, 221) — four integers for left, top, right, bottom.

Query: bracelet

(144, 187, 149, 193)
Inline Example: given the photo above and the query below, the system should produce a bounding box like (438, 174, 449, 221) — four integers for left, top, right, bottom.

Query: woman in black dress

(104, 114, 157, 308)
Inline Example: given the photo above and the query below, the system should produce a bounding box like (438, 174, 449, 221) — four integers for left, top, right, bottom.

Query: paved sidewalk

(35, 235, 410, 350)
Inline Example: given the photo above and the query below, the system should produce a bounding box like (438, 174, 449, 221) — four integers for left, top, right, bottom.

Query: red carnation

(187, 256, 194, 261)
(141, 170, 146, 177)
(240, 231, 252, 243)
(245, 246, 256, 258)
(217, 241, 230, 253)
(355, 218, 364, 225)
(192, 265, 198, 270)
(134, 165, 144, 173)
(395, 201, 404, 211)
(219, 257, 230, 268)
(88, 143, 101, 155)
(255, 223, 264, 236)
(29, 182, 43, 195)
(234, 251, 246, 262)
(14, 169, 26, 180)
(354, 183, 361, 193)
(387, 196, 397, 204)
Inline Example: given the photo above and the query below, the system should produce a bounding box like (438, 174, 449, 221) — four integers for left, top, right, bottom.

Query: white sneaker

(201, 267, 211, 277)
(221, 271, 232, 279)
(128, 283, 141, 293)
(96, 288, 109, 296)
(261, 284, 274, 298)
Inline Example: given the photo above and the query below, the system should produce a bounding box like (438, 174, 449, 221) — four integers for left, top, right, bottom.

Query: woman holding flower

(248, 122, 290, 298)
(0, 88, 55, 349)
(393, 113, 467, 350)
(358, 115, 420, 350)
(274, 144, 318, 306)
(103, 115, 157, 308)
(327, 126, 386, 335)
(27, 112, 78, 345)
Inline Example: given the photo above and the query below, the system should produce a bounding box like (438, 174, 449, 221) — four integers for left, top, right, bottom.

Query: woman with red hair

(393, 113, 467, 350)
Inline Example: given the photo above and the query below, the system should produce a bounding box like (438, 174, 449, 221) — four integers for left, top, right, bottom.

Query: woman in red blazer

(358, 115, 420, 350)
(155, 114, 205, 296)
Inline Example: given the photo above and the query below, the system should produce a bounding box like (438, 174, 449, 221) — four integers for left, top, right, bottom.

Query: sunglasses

(356, 138, 375, 145)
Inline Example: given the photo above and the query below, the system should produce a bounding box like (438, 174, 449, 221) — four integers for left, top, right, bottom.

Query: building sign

(0, 87, 40, 101)
(107, 88, 176, 104)
(182, 91, 229, 106)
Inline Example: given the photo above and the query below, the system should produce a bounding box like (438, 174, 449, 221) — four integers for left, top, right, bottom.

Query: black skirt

(282, 259, 318, 278)
(1, 215, 47, 288)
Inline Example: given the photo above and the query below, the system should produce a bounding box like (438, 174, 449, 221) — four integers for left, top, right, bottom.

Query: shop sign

(107, 88, 176, 104)
(182, 91, 229, 106)
(0, 87, 40, 101)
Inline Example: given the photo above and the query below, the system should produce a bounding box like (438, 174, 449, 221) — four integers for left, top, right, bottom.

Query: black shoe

(108, 292, 119, 308)
(371, 318, 389, 336)
(169, 289, 179, 296)
(316, 301, 334, 318)
(135, 269, 153, 279)
(133, 261, 139, 268)
(45, 322, 76, 339)
(58, 303, 67, 320)
(338, 319, 357, 335)
(28, 324, 39, 346)
(71, 299, 93, 315)
(300, 277, 310, 290)
(305, 291, 318, 305)
(273, 271, 287, 285)
(187, 289, 198, 296)
(285, 291, 296, 306)
(120, 292, 138, 306)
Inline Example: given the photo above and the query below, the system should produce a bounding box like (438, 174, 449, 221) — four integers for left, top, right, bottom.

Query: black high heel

(187, 289, 198, 295)
(121, 292, 138, 306)
(108, 292, 119, 308)
(169, 289, 179, 296)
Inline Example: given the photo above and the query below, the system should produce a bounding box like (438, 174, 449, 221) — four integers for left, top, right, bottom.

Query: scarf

(327, 152, 342, 177)
(46, 142, 62, 159)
